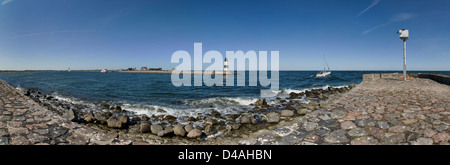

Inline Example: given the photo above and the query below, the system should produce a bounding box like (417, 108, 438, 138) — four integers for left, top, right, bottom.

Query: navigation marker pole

(397, 29, 409, 81)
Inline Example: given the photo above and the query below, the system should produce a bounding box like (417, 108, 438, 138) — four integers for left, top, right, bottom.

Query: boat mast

(322, 53, 330, 71)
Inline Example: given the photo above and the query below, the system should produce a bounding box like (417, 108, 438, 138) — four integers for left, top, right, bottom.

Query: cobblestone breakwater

(238, 74, 449, 145)
(0, 73, 449, 145)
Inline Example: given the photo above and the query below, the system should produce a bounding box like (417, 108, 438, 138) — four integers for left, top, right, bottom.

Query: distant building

(149, 68, 162, 71)
(224, 58, 229, 73)
(141, 67, 148, 71)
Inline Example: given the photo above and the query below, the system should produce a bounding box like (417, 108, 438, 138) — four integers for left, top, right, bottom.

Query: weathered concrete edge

(362, 73, 450, 86)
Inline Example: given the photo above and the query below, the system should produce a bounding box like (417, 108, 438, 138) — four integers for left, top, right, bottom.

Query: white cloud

(1, 0, 13, 6)
(390, 13, 417, 22)
(362, 22, 390, 35)
(357, 0, 381, 17)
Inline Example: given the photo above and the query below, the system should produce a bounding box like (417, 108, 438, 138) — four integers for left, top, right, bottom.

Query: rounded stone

(173, 125, 187, 137)
(240, 116, 251, 124)
(150, 124, 163, 135)
(348, 128, 368, 137)
(139, 123, 151, 133)
(187, 129, 202, 138)
(184, 124, 194, 133)
(340, 121, 356, 130)
(280, 110, 294, 117)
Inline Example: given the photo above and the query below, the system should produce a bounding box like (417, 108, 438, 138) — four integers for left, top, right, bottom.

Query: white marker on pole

(397, 29, 409, 81)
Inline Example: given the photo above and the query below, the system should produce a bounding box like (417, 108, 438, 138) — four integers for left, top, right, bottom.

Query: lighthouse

(224, 57, 229, 74)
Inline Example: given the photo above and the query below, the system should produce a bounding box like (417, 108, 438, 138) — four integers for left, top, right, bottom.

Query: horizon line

(1, 69, 450, 72)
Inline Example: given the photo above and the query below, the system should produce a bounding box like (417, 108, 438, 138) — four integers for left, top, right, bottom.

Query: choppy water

(1, 70, 448, 117)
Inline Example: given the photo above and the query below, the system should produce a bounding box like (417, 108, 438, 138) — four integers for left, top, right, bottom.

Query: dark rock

(254, 98, 268, 107)
(84, 112, 95, 123)
(139, 123, 151, 133)
(107, 117, 125, 129)
(204, 118, 218, 126)
(62, 109, 78, 122)
(318, 119, 338, 128)
(174, 125, 187, 137)
(230, 114, 241, 120)
(226, 123, 241, 131)
(49, 127, 68, 138)
(164, 115, 177, 121)
(156, 109, 167, 113)
(186, 116, 197, 122)
(131, 116, 141, 122)
(141, 114, 150, 121)
(210, 109, 222, 117)
(196, 115, 205, 121)
(240, 116, 251, 124)
(151, 124, 163, 135)
(0, 137, 8, 145)
(25, 90, 31, 96)
(46, 95, 54, 100)
(95, 112, 113, 124)
(100, 103, 110, 109)
(157, 129, 174, 137)
(204, 125, 217, 135)
(314, 127, 331, 137)
(348, 83, 356, 89)
(118, 115, 129, 125)
(111, 106, 122, 113)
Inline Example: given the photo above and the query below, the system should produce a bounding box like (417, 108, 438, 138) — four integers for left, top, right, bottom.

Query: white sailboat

(316, 53, 331, 77)
(101, 69, 107, 73)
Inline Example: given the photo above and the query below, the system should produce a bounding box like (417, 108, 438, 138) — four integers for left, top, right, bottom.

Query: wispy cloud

(389, 13, 417, 22)
(1, 0, 13, 6)
(362, 23, 390, 35)
(3, 30, 98, 40)
(362, 13, 416, 35)
(357, 0, 380, 17)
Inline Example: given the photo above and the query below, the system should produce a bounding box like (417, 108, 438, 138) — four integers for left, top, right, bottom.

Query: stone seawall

(363, 73, 450, 86)
(1, 73, 449, 145)
(410, 74, 450, 86)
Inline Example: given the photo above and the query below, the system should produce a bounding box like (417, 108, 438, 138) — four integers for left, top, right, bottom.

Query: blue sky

(0, 0, 449, 70)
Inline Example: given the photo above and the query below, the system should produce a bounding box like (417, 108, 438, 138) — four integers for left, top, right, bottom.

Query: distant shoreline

(118, 70, 238, 75)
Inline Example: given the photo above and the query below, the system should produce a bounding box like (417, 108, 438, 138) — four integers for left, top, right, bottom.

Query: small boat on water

(101, 69, 107, 73)
(316, 53, 331, 78)
(316, 70, 331, 77)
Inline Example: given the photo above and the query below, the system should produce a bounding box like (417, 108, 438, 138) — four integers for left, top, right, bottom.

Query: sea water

(1, 71, 448, 119)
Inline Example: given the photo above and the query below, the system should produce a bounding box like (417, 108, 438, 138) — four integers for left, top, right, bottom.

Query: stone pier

(0, 73, 449, 145)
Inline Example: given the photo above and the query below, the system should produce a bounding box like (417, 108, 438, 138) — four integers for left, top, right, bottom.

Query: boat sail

(316, 53, 331, 77)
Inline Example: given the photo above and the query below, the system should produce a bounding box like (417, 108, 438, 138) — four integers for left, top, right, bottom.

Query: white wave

(120, 100, 249, 124)
(183, 97, 257, 106)
(15, 86, 26, 93)
(226, 97, 258, 106)
(274, 85, 349, 95)
(51, 92, 94, 107)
